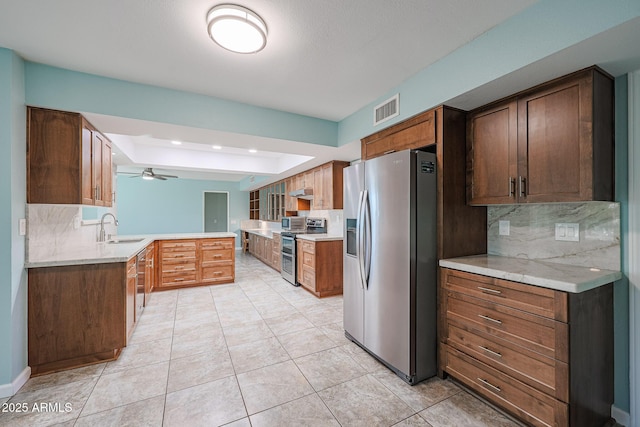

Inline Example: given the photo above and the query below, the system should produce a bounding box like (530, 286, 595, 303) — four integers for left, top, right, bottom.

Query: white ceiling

(0, 0, 574, 184)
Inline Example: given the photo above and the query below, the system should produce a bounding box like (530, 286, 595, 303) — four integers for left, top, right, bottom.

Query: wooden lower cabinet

(272, 233, 281, 271)
(439, 268, 613, 427)
(157, 238, 235, 290)
(28, 262, 131, 375)
(296, 239, 343, 297)
(201, 238, 235, 284)
(247, 232, 281, 272)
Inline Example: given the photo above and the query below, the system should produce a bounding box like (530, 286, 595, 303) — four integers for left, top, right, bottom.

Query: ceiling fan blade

(156, 174, 178, 179)
(154, 175, 167, 180)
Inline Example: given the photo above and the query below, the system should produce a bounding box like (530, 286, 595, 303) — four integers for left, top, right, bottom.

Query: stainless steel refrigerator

(343, 149, 437, 385)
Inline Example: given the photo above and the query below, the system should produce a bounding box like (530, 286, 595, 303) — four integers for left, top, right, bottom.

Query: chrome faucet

(98, 213, 119, 242)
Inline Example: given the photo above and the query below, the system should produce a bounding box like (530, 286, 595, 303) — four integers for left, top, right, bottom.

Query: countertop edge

(26, 232, 238, 269)
(439, 256, 622, 293)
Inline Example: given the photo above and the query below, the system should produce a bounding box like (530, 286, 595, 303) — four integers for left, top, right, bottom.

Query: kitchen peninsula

(25, 232, 235, 376)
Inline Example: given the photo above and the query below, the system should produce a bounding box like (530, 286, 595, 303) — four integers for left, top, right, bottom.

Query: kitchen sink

(107, 238, 145, 244)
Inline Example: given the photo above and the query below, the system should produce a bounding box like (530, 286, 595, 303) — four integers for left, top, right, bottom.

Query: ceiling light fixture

(212, 145, 222, 150)
(249, 149, 257, 153)
(207, 4, 267, 54)
(171, 140, 182, 145)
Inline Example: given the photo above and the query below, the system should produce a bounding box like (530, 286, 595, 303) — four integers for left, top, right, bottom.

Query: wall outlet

(19, 218, 26, 236)
(499, 220, 510, 236)
(555, 223, 579, 242)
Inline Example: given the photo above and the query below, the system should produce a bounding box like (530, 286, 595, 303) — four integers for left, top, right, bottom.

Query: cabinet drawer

(443, 269, 566, 321)
(302, 265, 316, 288)
(161, 262, 197, 274)
(161, 251, 196, 263)
(201, 248, 233, 263)
(446, 292, 567, 361)
(302, 251, 315, 268)
(202, 265, 234, 282)
(201, 239, 233, 250)
(444, 346, 568, 427)
(162, 241, 197, 251)
(446, 323, 567, 401)
(161, 272, 197, 286)
(301, 241, 315, 254)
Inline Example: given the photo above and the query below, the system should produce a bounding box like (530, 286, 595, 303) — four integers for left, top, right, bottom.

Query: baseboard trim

(0, 366, 31, 398)
(612, 405, 630, 426)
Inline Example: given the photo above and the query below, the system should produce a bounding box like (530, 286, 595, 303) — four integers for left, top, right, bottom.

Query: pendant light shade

(207, 4, 267, 54)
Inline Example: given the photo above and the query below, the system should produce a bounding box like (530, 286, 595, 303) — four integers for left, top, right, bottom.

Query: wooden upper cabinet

(361, 109, 436, 160)
(28, 107, 113, 206)
(312, 161, 348, 210)
(467, 66, 614, 205)
(466, 99, 518, 205)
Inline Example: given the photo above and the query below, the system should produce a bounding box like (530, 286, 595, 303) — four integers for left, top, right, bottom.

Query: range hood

(289, 188, 314, 199)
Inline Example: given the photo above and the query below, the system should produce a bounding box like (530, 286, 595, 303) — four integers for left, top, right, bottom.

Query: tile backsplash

(487, 202, 620, 271)
(27, 204, 118, 262)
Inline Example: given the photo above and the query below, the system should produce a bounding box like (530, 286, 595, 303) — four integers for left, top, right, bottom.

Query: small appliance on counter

(281, 217, 327, 285)
(281, 216, 306, 231)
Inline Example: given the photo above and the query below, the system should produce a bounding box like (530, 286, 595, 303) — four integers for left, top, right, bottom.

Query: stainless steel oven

(281, 233, 297, 285)
(280, 217, 327, 286)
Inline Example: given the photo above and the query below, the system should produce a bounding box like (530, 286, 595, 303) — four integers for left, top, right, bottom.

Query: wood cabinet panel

(27, 107, 112, 206)
(297, 239, 342, 298)
(361, 109, 436, 160)
(28, 263, 127, 375)
(446, 293, 564, 361)
(157, 238, 234, 289)
(444, 269, 566, 321)
(466, 67, 614, 205)
(466, 99, 517, 204)
(444, 346, 568, 427)
(440, 267, 613, 426)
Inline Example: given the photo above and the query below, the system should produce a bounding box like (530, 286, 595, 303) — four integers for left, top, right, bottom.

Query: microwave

(282, 216, 305, 231)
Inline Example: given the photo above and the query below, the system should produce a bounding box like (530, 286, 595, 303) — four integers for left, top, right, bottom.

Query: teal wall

(615, 75, 631, 411)
(0, 48, 27, 391)
(25, 62, 338, 148)
(116, 177, 248, 246)
(337, 0, 640, 147)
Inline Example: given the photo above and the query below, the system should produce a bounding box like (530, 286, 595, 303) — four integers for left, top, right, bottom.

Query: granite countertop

(296, 234, 343, 242)
(25, 232, 237, 268)
(439, 254, 622, 293)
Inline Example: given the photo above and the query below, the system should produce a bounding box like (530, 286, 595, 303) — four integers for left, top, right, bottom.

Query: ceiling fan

(121, 168, 178, 181)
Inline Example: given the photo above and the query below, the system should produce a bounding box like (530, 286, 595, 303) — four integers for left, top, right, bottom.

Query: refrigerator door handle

(356, 190, 365, 289)
(362, 190, 372, 287)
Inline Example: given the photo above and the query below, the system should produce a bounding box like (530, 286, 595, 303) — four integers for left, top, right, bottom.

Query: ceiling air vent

(373, 94, 399, 126)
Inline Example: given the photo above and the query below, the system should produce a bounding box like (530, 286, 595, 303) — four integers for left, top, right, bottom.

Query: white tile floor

(0, 253, 523, 427)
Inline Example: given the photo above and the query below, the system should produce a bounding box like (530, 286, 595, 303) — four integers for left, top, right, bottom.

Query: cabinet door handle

(477, 286, 502, 295)
(519, 176, 526, 198)
(479, 345, 502, 358)
(477, 377, 501, 393)
(478, 314, 502, 325)
(509, 177, 515, 197)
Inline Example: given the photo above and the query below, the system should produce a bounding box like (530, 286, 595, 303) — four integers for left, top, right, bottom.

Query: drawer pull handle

(214, 255, 223, 258)
(479, 346, 502, 358)
(477, 286, 502, 295)
(477, 377, 501, 393)
(174, 278, 184, 282)
(478, 314, 502, 324)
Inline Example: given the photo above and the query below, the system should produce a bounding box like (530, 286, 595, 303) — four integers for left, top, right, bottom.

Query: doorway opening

(203, 191, 229, 232)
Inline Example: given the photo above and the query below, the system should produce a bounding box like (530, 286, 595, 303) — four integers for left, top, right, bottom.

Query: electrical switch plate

(555, 223, 579, 242)
(19, 219, 26, 236)
(498, 220, 510, 236)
